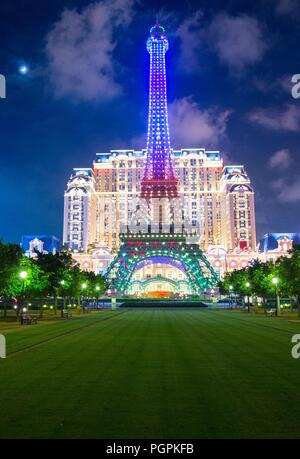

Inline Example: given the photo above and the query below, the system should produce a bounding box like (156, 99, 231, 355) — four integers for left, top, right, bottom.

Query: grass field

(0, 308, 300, 439)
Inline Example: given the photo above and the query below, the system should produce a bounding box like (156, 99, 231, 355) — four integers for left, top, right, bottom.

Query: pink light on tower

(141, 24, 178, 199)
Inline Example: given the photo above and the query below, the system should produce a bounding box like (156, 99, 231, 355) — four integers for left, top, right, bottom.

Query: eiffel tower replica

(105, 24, 218, 296)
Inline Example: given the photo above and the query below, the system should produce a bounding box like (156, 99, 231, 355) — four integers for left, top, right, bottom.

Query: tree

(35, 251, 74, 312)
(64, 266, 86, 307)
(6, 257, 49, 310)
(0, 240, 108, 318)
(248, 260, 279, 306)
(278, 245, 300, 316)
(0, 241, 23, 292)
(219, 254, 297, 316)
(0, 241, 24, 316)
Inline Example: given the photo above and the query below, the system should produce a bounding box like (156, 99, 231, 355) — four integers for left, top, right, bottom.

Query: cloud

(253, 74, 292, 94)
(248, 104, 300, 131)
(174, 11, 204, 73)
(274, 0, 298, 15)
(271, 176, 300, 203)
(175, 12, 267, 74)
(45, 0, 135, 101)
(269, 148, 292, 169)
(208, 13, 268, 72)
(130, 97, 231, 150)
(168, 96, 231, 148)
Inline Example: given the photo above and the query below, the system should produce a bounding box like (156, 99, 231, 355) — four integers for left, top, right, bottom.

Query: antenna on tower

(156, 13, 159, 24)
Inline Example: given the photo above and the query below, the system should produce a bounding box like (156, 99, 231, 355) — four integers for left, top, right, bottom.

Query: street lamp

(60, 280, 66, 314)
(95, 285, 100, 309)
(271, 277, 280, 316)
(19, 270, 27, 318)
(245, 282, 251, 313)
(19, 271, 27, 280)
(81, 283, 87, 312)
(229, 285, 234, 308)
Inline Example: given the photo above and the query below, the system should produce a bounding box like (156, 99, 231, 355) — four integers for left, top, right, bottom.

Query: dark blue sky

(1, 0, 300, 244)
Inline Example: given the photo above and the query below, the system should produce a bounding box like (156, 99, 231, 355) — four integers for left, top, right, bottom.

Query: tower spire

(141, 24, 178, 199)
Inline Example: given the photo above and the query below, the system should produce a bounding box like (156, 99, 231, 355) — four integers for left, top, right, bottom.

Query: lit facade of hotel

(63, 148, 257, 280)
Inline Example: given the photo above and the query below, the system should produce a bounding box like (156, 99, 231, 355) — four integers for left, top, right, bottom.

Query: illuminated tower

(104, 24, 218, 295)
(141, 25, 178, 199)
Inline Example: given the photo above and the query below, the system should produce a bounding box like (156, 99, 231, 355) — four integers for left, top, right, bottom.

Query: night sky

(1, 0, 300, 244)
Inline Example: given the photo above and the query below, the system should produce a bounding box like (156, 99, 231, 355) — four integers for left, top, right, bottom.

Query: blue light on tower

(141, 24, 178, 199)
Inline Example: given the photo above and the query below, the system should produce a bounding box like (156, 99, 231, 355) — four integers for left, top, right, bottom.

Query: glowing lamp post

(81, 282, 87, 312)
(60, 280, 66, 316)
(20, 271, 27, 280)
(19, 270, 27, 317)
(95, 286, 100, 309)
(245, 282, 251, 313)
(229, 285, 234, 308)
(271, 277, 280, 316)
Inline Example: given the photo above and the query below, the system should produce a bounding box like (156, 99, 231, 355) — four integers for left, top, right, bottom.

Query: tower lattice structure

(141, 25, 178, 200)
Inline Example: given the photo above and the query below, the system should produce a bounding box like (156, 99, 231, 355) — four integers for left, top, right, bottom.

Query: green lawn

(0, 308, 300, 439)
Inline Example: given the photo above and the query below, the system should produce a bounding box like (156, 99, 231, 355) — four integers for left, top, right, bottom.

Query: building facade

(21, 235, 61, 258)
(64, 149, 256, 256)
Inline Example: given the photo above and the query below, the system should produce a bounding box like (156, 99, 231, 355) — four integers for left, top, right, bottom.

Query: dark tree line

(219, 245, 300, 315)
(0, 241, 106, 315)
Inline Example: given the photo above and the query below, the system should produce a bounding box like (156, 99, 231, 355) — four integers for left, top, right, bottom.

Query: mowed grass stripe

(207, 310, 300, 335)
(1, 311, 125, 356)
(179, 310, 300, 438)
(0, 310, 136, 438)
(0, 309, 300, 439)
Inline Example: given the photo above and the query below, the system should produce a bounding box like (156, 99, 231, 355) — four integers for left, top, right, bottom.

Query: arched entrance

(128, 276, 192, 297)
(105, 233, 218, 295)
